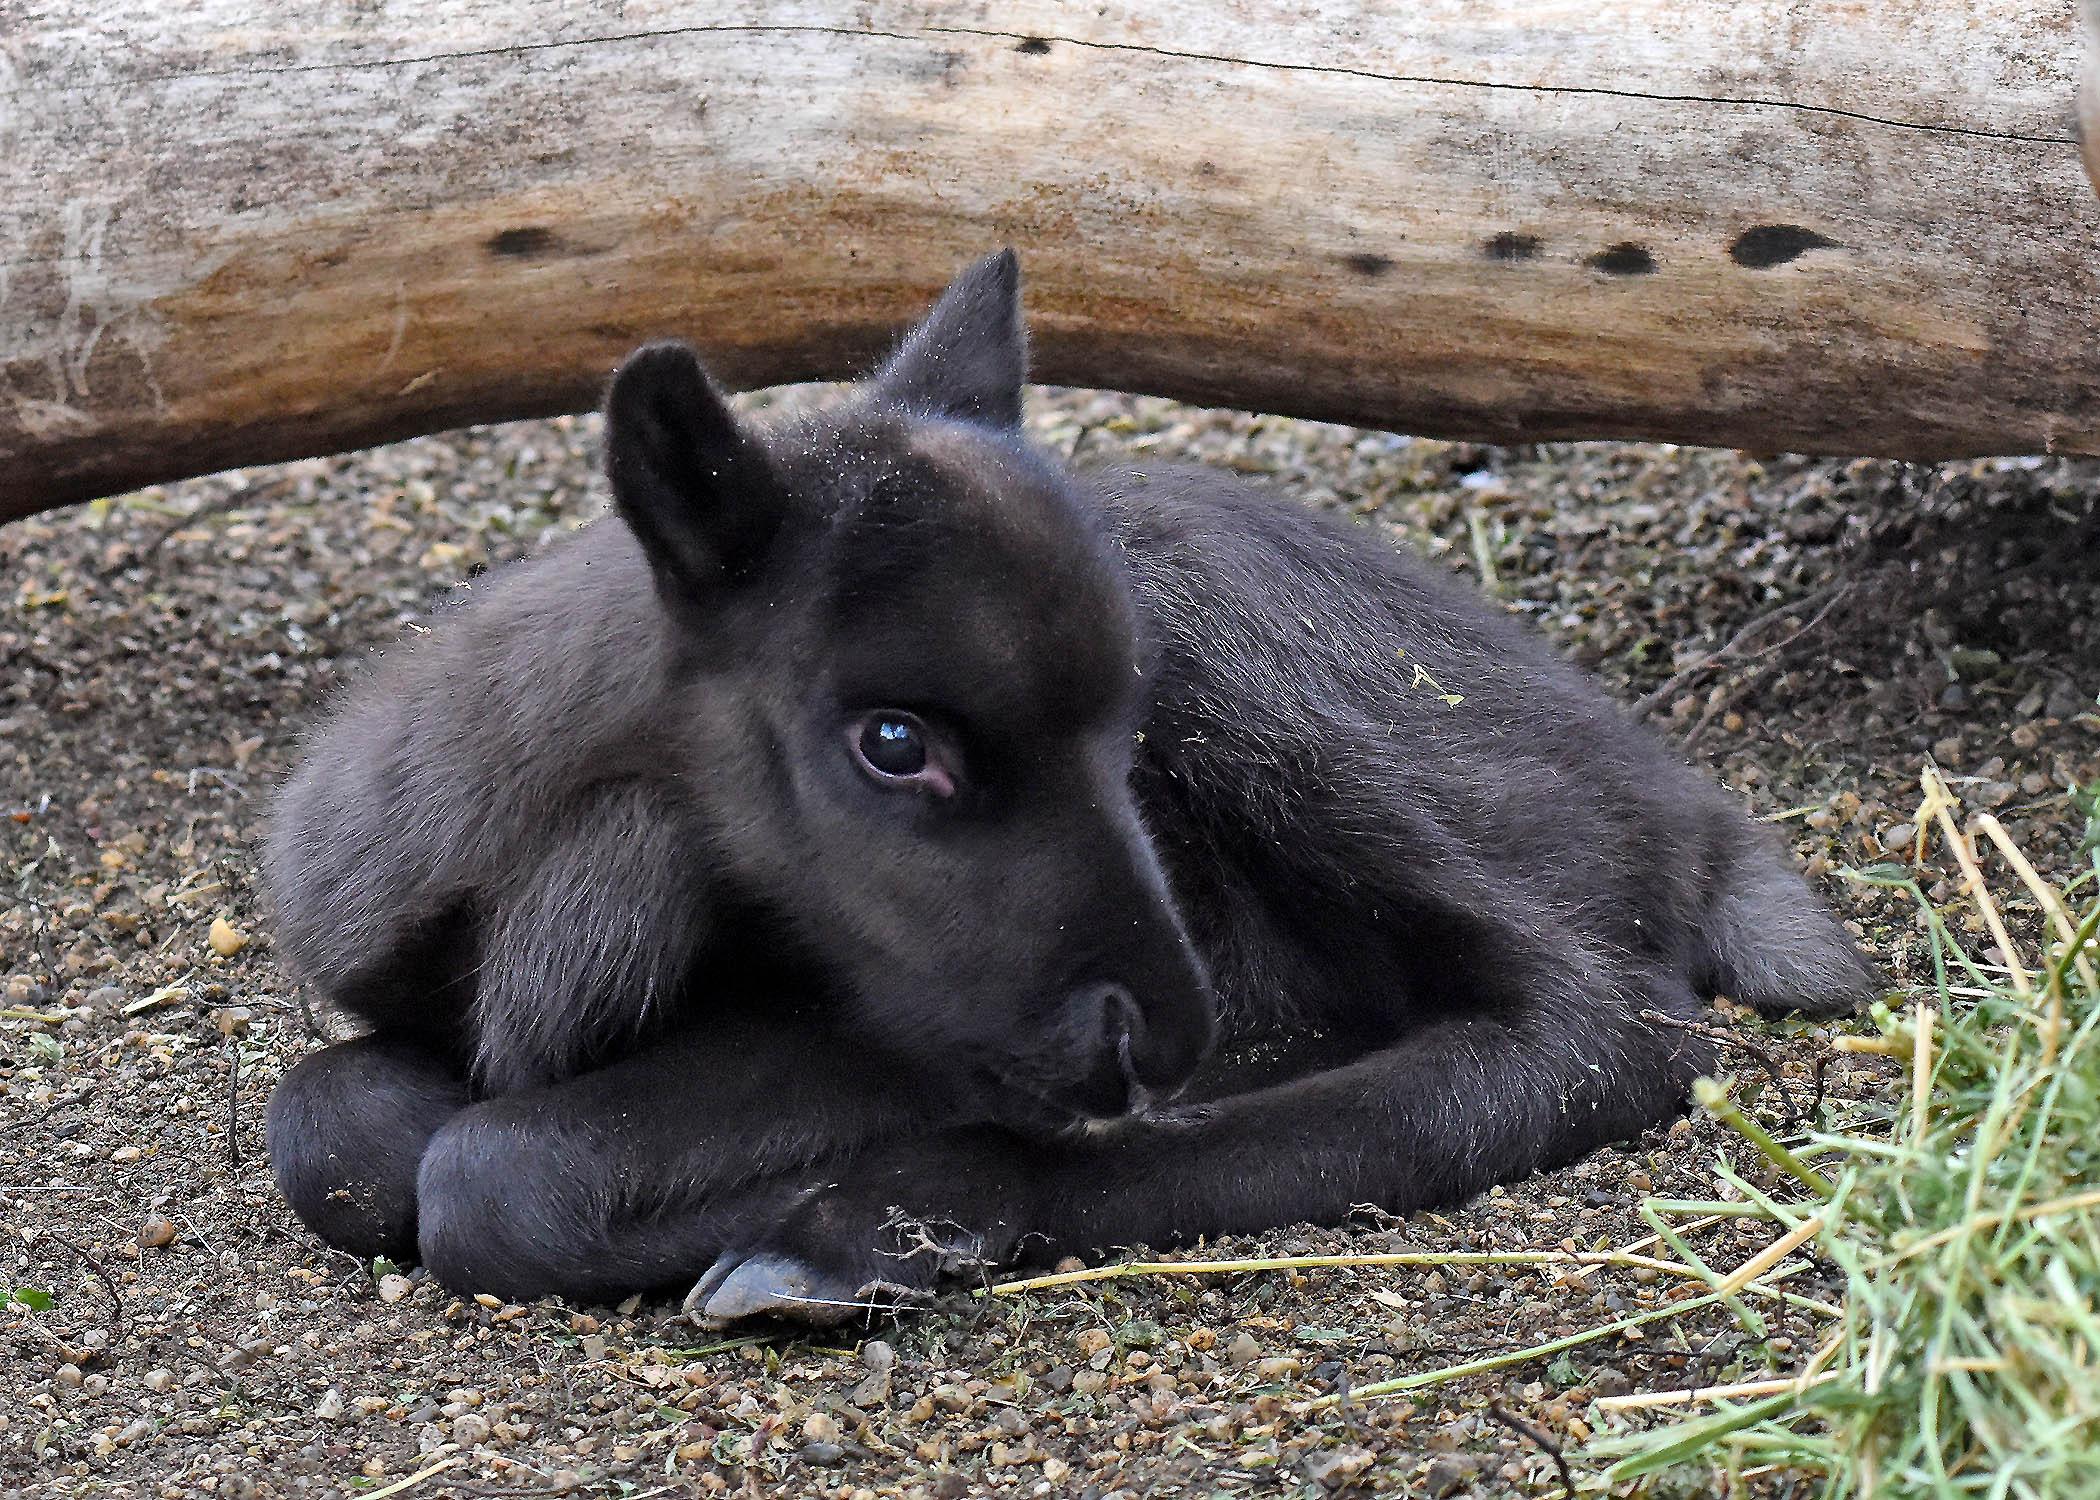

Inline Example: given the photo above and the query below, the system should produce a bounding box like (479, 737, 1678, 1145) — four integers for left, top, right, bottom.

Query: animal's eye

(860, 715, 926, 776)
(847, 712, 955, 797)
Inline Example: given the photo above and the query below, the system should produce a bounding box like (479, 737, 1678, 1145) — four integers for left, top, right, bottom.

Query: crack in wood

(61, 21, 2075, 149)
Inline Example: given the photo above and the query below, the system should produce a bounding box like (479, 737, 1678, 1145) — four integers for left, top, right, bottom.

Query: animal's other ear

(603, 342, 785, 596)
(868, 249, 1027, 429)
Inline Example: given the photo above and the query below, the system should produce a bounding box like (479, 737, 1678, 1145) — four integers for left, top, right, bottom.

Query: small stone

(1070, 1370, 1108, 1396)
(211, 1006, 252, 1036)
(142, 1368, 175, 1393)
(1074, 1328, 1112, 1357)
(315, 1388, 345, 1422)
(451, 1412, 491, 1446)
(53, 1363, 83, 1389)
(802, 1412, 841, 1445)
(1590, 1365, 1634, 1398)
(84, 985, 127, 1015)
(375, 1274, 412, 1304)
(1423, 1455, 1478, 1497)
(1053, 1255, 1086, 1274)
(138, 1215, 177, 1249)
(848, 1370, 891, 1407)
(1304, 1445, 1374, 1485)
(1226, 1331, 1261, 1366)
(2045, 679, 2087, 719)
(1042, 1456, 1072, 1484)
(801, 1441, 845, 1466)
(207, 917, 250, 957)
(1256, 1356, 1301, 1379)
(112, 1146, 141, 1163)
(859, 1338, 895, 1372)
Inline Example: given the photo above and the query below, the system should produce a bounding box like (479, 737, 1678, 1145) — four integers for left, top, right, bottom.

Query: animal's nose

(1068, 979, 1203, 1117)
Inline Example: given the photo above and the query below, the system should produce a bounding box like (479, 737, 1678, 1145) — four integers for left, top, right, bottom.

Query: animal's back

(1088, 463, 1875, 1035)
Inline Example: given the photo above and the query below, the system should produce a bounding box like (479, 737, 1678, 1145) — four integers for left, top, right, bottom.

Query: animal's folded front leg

(691, 999, 1718, 1325)
(405, 1019, 964, 1302)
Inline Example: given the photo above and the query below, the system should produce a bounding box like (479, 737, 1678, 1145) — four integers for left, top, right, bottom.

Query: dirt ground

(3, 388, 2096, 1500)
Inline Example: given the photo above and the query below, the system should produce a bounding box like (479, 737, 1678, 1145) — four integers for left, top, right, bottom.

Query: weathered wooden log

(2, 2, 2095, 521)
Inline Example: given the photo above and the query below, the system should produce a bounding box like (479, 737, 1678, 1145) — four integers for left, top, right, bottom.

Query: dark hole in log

(1014, 37, 1052, 54)
(1730, 224, 1840, 268)
(486, 226, 559, 258)
(1343, 252, 1395, 277)
(1587, 243, 1657, 276)
(1484, 232, 1542, 262)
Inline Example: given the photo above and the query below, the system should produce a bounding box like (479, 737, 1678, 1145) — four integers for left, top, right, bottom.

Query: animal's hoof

(684, 1252, 860, 1328)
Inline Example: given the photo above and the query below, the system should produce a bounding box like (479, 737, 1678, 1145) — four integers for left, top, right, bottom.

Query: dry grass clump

(1586, 768, 2100, 1496)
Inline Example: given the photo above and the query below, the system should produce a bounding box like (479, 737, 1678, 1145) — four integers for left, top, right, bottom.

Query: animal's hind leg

(267, 1034, 470, 1259)
(1699, 845, 1882, 1018)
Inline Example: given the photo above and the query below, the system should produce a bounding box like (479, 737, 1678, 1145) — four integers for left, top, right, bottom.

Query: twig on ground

(103, 478, 295, 579)
(1593, 1371, 1840, 1414)
(1634, 579, 1858, 719)
(1488, 1399, 1577, 1498)
(1314, 1270, 1810, 1405)
(985, 1246, 1788, 1299)
(42, 1231, 127, 1343)
(352, 1454, 464, 1499)
(1638, 1009, 1810, 1128)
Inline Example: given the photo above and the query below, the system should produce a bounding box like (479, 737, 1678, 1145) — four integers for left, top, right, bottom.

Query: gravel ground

(3, 387, 2097, 1500)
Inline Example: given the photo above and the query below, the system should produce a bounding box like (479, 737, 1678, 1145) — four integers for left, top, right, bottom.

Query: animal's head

(602, 251, 1215, 1134)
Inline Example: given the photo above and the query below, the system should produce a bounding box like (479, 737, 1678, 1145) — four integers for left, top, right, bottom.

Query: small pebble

(315, 1388, 345, 1422)
(1423, 1455, 1478, 1498)
(1226, 1331, 1261, 1366)
(138, 1215, 176, 1248)
(376, 1273, 412, 1304)
(207, 916, 250, 957)
(859, 1339, 895, 1372)
(801, 1441, 845, 1466)
(142, 1368, 174, 1393)
(802, 1412, 840, 1445)
(451, 1412, 491, 1446)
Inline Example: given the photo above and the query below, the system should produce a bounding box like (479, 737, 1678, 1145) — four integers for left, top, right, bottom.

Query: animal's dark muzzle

(1051, 971, 1214, 1122)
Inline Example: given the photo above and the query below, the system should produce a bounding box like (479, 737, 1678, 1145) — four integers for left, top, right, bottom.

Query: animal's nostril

(1096, 984, 1142, 1051)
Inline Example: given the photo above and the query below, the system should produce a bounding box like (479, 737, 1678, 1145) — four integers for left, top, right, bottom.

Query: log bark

(2, 2, 2095, 521)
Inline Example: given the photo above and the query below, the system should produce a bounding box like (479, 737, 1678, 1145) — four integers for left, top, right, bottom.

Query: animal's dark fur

(266, 252, 1879, 1316)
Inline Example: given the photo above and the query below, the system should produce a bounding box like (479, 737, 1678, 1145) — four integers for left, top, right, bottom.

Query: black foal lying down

(266, 252, 1878, 1321)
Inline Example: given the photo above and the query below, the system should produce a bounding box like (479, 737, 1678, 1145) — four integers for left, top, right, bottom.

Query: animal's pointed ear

(868, 249, 1027, 428)
(603, 342, 785, 597)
